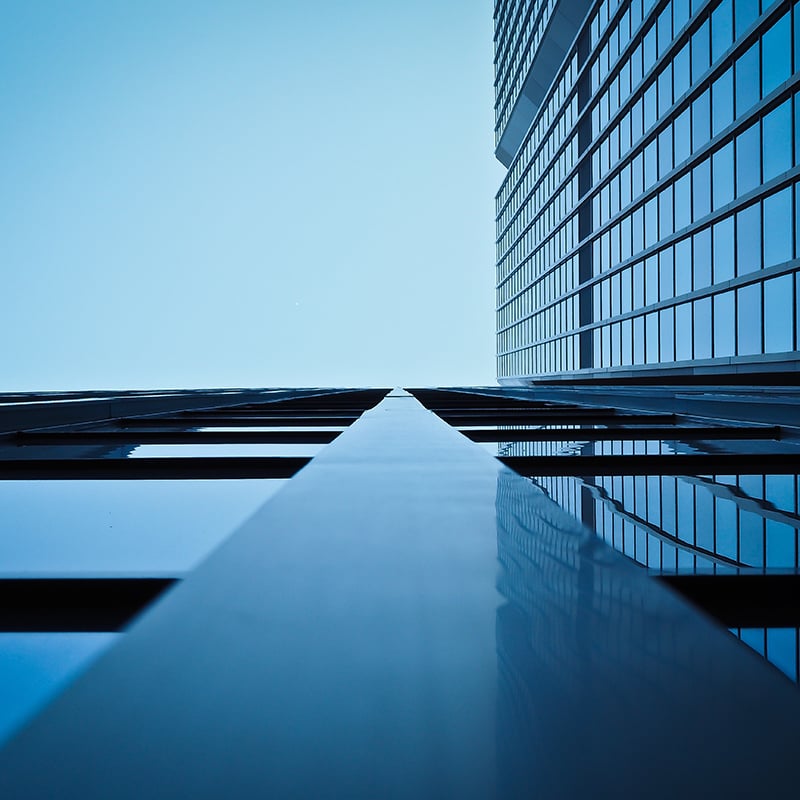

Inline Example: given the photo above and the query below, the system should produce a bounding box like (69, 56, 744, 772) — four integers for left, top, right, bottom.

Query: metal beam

(463, 425, 781, 442)
(10, 430, 340, 445)
(0, 392, 797, 797)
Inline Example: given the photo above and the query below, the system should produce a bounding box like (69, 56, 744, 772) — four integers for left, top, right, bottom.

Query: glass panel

(735, 42, 760, 118)
(735, 0, 759, 38)
(762, 12, 792, 96)
(713, 142, 735, 209)
(763, 99, 793, 182)
(736, 122, 761, 196)
(712, 68, 734, 135)
(675, 302, 693, 359)
(764, 273, 795, 352)
(693, 157, 711, 220)
(737, 282, 762, 355)
(0, 480, 282, 573)
(713, 216, 735, 282)
(763, 187, 794, 267)
(711, 0, 734, 62)
(694, 296, 712, 358)
(0, 634, 116, 745)
(736, 202, 762, 276)
(714, 290, 736, 357)
(692, 19, 711, 83)
(693, 227, 712, 289)
(692, 88, 711, 149)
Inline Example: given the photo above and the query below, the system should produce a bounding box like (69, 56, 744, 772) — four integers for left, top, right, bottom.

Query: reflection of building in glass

(495, 0, 800, 382)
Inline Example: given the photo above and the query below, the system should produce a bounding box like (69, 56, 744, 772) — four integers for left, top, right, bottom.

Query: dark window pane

(762, 12, 792, 96)
(735, 42, 760, 118)
(763, 187, 794, 266)
(712, 68, 734, 135)
(713, 142, 734, 209)
(764, 273, 795, 352)
(736, 202, 762, 275)
(763, 99, 792, 181)
(736, 122, 761, 196)
(737, 282, 762, 355)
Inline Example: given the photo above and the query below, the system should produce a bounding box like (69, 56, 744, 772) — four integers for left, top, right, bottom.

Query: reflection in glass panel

(691, 19, 710, 84)
(659, 307, 675, 362)
(737, 283, 762, 355)
(675, 302, 693, 360)
(0, 633, 117, 745)
(763, 100, 793, 182)
(736, 203, 762, 275)
(762, 12, 792, 96)
(712, 142, 734, 210)
(713, 216, 735, 282)
(735, 0, 758, 38)
(692, 88, 711, 150)
(763, 188, 793, 267)
(692, 158, 711, 220)
(711, 0, 733, 62)
(694, 297, 712, 359)
(714, 290, 735, 357)
(693, 228, 712, 289)
(0, 480, 283, 573)
(764, 274, 794, 353)
(712, 68, 733, 135)
(736, 123, 761, 196)
(735, 42, 760, 118)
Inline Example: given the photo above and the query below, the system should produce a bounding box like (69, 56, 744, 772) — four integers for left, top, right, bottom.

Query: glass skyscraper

(495, 0, 800, 382)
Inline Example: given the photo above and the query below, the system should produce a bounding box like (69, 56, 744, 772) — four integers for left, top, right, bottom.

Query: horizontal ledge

(118, 417, 357, 428)
(441, 413, 679, 426)
(11, 431, 340, 445)
(499, 453, 800, 476)
(464, 426, 781, 442)
(0, 578, 178, 631)
(659, 573, 800, 628)
(0, 457, 312, 480)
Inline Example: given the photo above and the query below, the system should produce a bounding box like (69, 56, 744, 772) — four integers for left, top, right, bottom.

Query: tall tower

(495, 0, 800, 383)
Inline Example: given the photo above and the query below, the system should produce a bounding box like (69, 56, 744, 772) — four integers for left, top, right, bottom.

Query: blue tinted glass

(713, 142, 740, 210)
(714, 290, 735, 356)
(674, 173, 692, 231)
(675, 302, 693, 359)
(693, 158, 711, 220)
(674, 0, 690, 31)
(659, 127, 673, 178)
(0, 480, 279, 572)
(674, 107, 691, 165)
(735, 43, 760, 117)
(763, 100, 792, 181)
(659, 185, 674, 237)
(633, 314, 645, 364)
(762, 13, 792, 96)
(692, 88, 711, 149)
(658, 65, 673, 116)
(658, 6, 672, 56)
(633, 206, 644, 253)
(644, 24, 657, 71)
(737, 282, 762, 355)
(646, 312, 659, 362)
(712, 68, 734, 135)
(713, 216, 735, 281)
(764, 274, 795, 352)
(740, 511, 764, 566)
(644, 83, 657, 130)
(765, 628, 797, 679)
(764, 187, 794, 266)
(692, 20, 710, 83)
(660, 306, 675, 361)
(660, 246, 675, 300)
(736, 122, 761, 196)
(645, 139, 658, 189)
(711, 0, 734, 62)
(674, 43, 691, 100)
(693, 228, 712, 289)
(633, 260, 645, 306)
(645, 196, 658, 247)
(645, 255, 659, 304)
(716, 494, 737, 557)
(694, 296, 712, 358)
(736, 203, 762, 275)
(0, 634, 116, 746)
(735, 0, 759, 38)
(675, 237, 692, 294)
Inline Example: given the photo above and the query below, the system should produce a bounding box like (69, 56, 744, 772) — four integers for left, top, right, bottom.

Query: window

(675, 237, 692, 295)
(713, 142, 735, 209)
(763, 100, 792, 182)
(737, 283, 762, 355)
(735, 0, 759, 39)
(712, 68, 734, 135)
(735, 43, 760, 118)
(764, 274, 795, 352)
(736, 122, 761, 196)
(660, 306, 675, 361)
(713, 216, 735, 282)
(693, 157, 711, 219)
(692, 19, 710, 84)
(736, 203, 762, 275)
(692, 88, 711, 149)
(694, 227, 712, 289)
(711, 0, 734, 63)
(660, 185, 674, 237)
(675, 302, 693, 360)
(660, 246, 675, 300)
(763, 187, 794, 267)
(694, 296, 712, 358)
(659, 126, 674, 178)
(714, 290, 735, 356)
(762, 12, 792, 96)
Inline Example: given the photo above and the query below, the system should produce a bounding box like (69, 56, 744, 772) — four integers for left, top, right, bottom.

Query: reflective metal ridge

(0, 391, 797, 798)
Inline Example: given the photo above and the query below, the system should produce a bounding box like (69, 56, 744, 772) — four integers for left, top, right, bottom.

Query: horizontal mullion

(500, 453, 800, 476)
(0, 578, 178, 632)
(463, 426, 781, 442)
(441, 413, 678, 426)
(118, 417, 357, 428)
(12, 430, 340, 445)
(0, 457, 311, 480)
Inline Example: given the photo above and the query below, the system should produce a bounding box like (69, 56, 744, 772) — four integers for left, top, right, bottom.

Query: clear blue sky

(0, 1, 503, 390)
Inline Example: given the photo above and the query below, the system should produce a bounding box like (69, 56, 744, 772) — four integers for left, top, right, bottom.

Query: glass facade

(495, 0, 800, 381)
